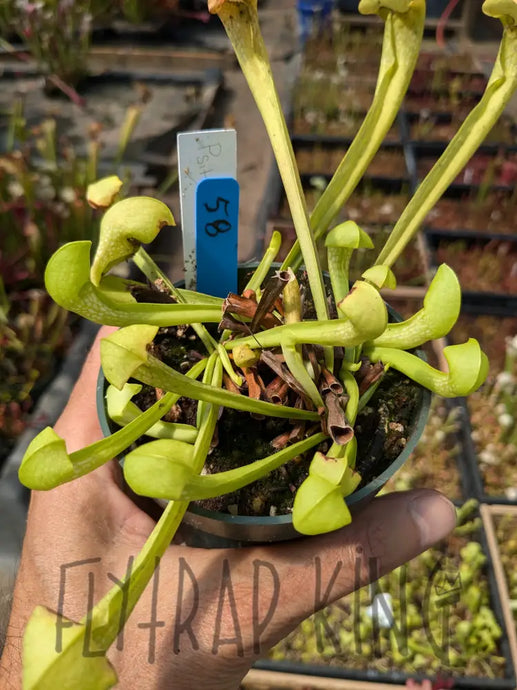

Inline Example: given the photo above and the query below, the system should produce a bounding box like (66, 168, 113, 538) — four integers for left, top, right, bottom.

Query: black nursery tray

(0, 66, 223, 181)
(294, 140, 410, 185)
(414, 145, 517, 189)
(276, 176, 411, 228)
(447, 311, 517, 505)
(257, 515, 516, 688)
(420, 185, 517, 237)
(403, 109, 517, 149)
(424, 232, 517, 315)
(453, 398, 517, 508)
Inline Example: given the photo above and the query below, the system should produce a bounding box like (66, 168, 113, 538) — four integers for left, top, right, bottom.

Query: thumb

(255, 489, 456, 643)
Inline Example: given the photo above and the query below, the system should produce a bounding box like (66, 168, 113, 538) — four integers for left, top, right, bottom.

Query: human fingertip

(408, 489, 457, 551)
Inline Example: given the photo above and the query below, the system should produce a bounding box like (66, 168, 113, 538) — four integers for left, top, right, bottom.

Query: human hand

(0, 327, 457, 689)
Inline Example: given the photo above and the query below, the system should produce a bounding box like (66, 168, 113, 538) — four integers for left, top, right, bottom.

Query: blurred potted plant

(0, 99, 143, 465)
(14, 0, 517, 687)
(0, 0, 115, 95)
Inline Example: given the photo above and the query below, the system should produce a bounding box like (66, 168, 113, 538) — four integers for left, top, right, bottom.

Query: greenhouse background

(0, 0, 516, 687)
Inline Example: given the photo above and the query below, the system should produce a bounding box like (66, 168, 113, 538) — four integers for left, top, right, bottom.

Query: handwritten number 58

(204, 197, 232, 237)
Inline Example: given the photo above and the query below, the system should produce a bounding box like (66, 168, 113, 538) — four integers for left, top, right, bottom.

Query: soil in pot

(268, 510, 508, 679)
(122, 271, 426, 522)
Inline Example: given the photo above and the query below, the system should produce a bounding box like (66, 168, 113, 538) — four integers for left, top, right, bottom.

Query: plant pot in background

(446, 312, 517, 504)
(426, 233, 517, 315)
(259, 506, 517, 687)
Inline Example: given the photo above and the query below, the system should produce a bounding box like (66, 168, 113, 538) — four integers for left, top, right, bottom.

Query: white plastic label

(177, 129, 237, 290)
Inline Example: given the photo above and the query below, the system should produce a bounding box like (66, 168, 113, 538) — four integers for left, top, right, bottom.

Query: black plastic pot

(96, 272, 431, 547)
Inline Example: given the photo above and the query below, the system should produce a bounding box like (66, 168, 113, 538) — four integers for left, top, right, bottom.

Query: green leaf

(106, 384, 198, 442)
(282, 0, 425, 267)
(123, 439, 195, 498)
(365, 339, 489, 397)
(23, 499, 189, 689)
(362, 265, 397, 290)
(101, 325, 158, 390)
(19, 392, 176, 490)
(370, 263, 461, 348)
(45, 242, 222, 327)
(134, 354, 320, 421)
(308, 450, 348, 485)
(19, 358, 209, 490)
(124, 432, 327, 501)
(293, 476, 352, 536)
(377, 21, 517, 267)
(243, 230, 282, 293)
(212, 0, 330, 357)
(359, 0, 414, 12)
(337, 280, 388, 337)
(86, 175, 123, 210)
(325, 221, 374, 251)
(325, 221, 374, 303)
(23, 606, 117, 690)
(224, 285, 387, 352)
(18, 428, 74, 490)
(90, 197, 175, 286)
(482, 0, 517, 23)
(292, 447, 363, 535)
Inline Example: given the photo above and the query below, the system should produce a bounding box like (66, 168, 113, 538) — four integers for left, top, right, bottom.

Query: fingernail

(409, 490, 457, 550)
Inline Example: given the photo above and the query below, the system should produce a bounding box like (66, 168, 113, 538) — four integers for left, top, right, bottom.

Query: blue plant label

(195, 176, 239, 298)
(177, 129, 237, 290)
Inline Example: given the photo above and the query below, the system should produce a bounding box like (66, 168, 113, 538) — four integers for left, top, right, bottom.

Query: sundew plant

(15, 1, 517, 687)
